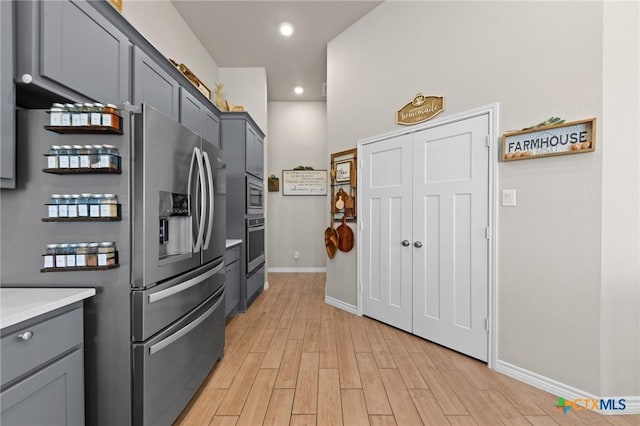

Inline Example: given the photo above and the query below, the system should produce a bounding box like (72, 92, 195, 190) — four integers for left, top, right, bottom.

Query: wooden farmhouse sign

(502, 118, 596, 161)
(396, 94, 445, 125)
(282, 170, 327, 196)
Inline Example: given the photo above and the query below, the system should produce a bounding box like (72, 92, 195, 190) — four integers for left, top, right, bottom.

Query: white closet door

(412, 114, 490, 361)
(361, 134, 413, 332)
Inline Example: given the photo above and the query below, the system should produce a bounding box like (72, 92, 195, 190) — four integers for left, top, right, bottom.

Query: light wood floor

(175, 273, 639, 426)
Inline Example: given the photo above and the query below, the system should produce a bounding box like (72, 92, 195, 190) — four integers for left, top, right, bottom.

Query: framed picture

(335, 160, 352, 182)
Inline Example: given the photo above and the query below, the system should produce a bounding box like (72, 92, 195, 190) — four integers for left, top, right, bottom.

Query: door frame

(357, 103, 499, 369)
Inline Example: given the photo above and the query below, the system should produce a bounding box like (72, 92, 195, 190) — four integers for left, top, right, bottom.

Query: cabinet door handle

(17, 331, 34, 341)
(414, 241, 423, 248)
(402, 240, 410, 247)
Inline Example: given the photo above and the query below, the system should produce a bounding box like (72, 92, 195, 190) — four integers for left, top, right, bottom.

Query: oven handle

(148, 288, 224, 356)
(248, 225, 265, 232)
(202, 150, 215, 250)
(148, 261, 224, 304)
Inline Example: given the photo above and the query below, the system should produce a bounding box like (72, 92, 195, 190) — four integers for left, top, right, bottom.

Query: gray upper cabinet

(203, 109, 220, 148)
(180, 89, 220, 147)
(15, 0, 131, 104)
(245, 123, 264, 179)
(1, 0, 15, 189)
(133, 47, 179, 121)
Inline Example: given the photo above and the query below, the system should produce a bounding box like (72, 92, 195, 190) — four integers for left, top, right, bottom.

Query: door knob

(401, 240, 410, 247)
(414, 241, 423, 248)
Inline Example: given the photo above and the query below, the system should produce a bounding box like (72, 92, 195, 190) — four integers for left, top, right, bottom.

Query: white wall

(122, 0, 219, 92)
(600, 1, 640, 397)
(327, 0, 629, 397)
(218, 68, 268, 135)
(267, 102, 327, 270)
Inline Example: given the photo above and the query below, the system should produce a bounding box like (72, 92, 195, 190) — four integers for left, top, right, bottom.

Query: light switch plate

(502, 189, 516, 206)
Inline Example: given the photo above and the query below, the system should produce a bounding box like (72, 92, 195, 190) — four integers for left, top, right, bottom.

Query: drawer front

(225, 245, 240, 264)
(133, 288, 225, 426)
(1, 307, 83, 388)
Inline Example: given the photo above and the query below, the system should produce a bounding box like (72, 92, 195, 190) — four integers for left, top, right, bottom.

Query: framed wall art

(334, 160, 352, 183)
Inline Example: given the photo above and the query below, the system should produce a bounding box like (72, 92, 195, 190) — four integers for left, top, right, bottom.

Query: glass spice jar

(100, 145, 119, 169)
(58, 145, 71, 168)
(43, 244, 57, 269)
(59, 194, 71, 218)
(47, 145, 60, 169)
(86, 243, 99, 267)
(71, 103, 84, 126)
(50, 103, 64, 126)
(62, 104, 73, 126)
(90, 145, 103, 168)
(69, 145, 81, 169)
(47, 194, 62, 218)
(55, 243, 69, 268)
(97, 242, 116, 266)
(101, 104, 120, 130)
(78, 193, 92, 217)
(100, 194, 118, 218)
(66, 243, 77, 267)
(80, 145, 92, 169)
(75, 243, 89, 267)
(89, 194, 102, 217)
(69, 194, 80, 218)
(91, 103, 104, 126)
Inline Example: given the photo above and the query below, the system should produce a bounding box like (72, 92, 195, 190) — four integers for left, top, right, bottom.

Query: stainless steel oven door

(246, 217, 265, 274)
(246, 175, 264, 215)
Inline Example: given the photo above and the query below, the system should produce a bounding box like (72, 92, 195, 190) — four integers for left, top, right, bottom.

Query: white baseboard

(267, 267, 327, 273)
(496, 360, 640, 415)
(324, 295, 358, 315)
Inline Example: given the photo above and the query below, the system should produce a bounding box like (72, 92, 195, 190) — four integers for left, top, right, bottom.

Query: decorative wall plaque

(396, 94, 445, 125)
(502, 118, 596, 161)
(282, 170, 327, 196)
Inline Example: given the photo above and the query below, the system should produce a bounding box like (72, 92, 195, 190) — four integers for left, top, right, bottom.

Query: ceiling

(170, 1, 382, 102)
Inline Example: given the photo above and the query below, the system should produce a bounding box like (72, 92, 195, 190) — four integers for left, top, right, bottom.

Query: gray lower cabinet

(14, 0, 131, 105)
(133, 47, 180, 121)
(180, 89, 220, 147)
(225, 245, 241, 317)
(1, 304, 85, 426)
(1, 0, 15, 188)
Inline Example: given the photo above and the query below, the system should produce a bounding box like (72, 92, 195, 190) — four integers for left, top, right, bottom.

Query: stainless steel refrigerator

(1, 105, 226, 425)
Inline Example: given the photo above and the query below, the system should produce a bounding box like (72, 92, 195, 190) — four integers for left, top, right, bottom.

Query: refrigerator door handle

(147, 260, 224, 304)
(148, 288, 224, 355)
(202, 150, 215, 250)
(189, 147, 206, 252)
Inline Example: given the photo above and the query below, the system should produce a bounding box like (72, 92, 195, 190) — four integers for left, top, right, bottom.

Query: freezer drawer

(132, 259, 224, 341)
(132, 287, 225, 426)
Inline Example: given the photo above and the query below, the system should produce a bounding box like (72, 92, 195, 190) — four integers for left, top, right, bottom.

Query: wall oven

(246, 175, 264, 215)
(246, 217, 265, 274)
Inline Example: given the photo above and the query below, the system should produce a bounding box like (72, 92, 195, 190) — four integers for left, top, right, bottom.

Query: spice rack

(330, 148, 357, 222)
(39, 105, 124, 272)
(44, 124, 123, 135)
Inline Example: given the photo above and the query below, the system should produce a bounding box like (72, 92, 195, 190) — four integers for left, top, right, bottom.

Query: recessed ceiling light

(294, 86, 304, 95)
(279, 22, 294, 37)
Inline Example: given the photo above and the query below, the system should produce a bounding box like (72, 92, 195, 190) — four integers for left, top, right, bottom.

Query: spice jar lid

(83, 103, 93, 107)
(52, 103, 64, 108)
(99, 242, 115, 247)
(64, 103, 74, 108)
(88, 242, 100, 247)
(51, 145, 61, 149)
(93, 194, 103, 199)
(81, 193, 93, 197)
(62, 194, 71, 199)
(106, 103, 118, 109)
(77, 242, 89, 247)
(59, 243, 70, 248)
(72, 144, 83, 149)
(103, 193, 116, 198)
(46, 243, 59, 248)
(51, 194, 62, 198)
(71, 194, 80, 198)
(102, 144, 116, 149)
(74, 103, 83, 107)
(61, 145, 72, 149)
(92, 144, 103, 149)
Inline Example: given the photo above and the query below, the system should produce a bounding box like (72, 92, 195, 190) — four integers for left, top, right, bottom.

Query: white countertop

(226, 239, 242, 249)
(1, 288, 96, 330)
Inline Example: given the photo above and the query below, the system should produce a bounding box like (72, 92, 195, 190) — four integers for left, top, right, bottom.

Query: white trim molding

(268, 267, 327, 273)
(324, 295, 358, 315)
(496, 360, 640, 415)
